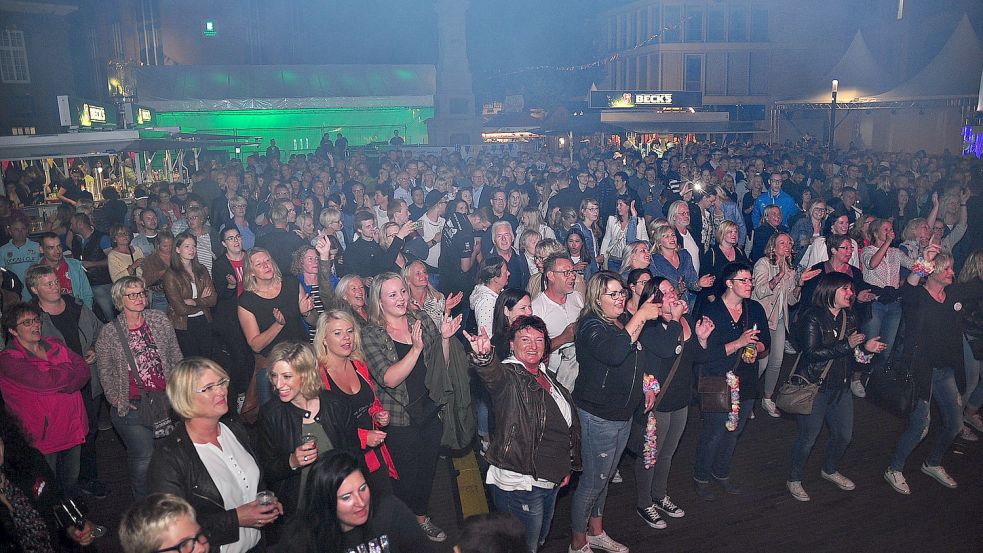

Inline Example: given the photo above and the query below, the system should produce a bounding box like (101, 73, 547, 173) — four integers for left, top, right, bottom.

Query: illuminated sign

(589, 90, 703, 109)
(125, 104, 157, 128)
(204, 20, 216, 37)
(57, 95, 118, 131)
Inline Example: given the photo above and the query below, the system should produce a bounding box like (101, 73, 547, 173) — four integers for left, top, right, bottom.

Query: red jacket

(0, 337, 90, 454)
(320, 359, 398, 479)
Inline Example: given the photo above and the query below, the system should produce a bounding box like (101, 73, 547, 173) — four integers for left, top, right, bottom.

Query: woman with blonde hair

(237, 247, 316, 420)
(257, 340, 344, 517)
(885, 248, 983, 494)
(333, 274, 369, 324)
(619, 240, 653, 277)
(319, 206, 348, 252)
(403, 259, 462, 327)
(517, 206, 556, 241)
(650, 223, 713, 306)
(316, 309, 398, 495)
(752, 233, 820, 417)
(149, 357, 283, 550)
(360, 273, 464, 541)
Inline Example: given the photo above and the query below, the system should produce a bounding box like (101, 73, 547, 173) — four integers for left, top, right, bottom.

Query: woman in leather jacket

(148, 357, 284, 552)
(569, 271, 662, 553)
(163, 231, 218, 357)
(464, 316, 581, 553)
(257, 340, 349, 519)
(786, 272, 885, 502)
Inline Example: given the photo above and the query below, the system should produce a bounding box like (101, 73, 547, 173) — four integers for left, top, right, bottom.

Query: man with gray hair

(531, 253, 584, 391)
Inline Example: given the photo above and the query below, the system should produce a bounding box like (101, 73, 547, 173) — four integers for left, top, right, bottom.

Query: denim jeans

(78, 385, 101, 484)
(634, 407, 688, 508)
(150, 290, 168, 313)
(490, 484, 560, 553)
(44, 445, 81, 498)
(91, 284, 114, 322)
(863, 301, 902, 371)
(788, 389, 853, 482)
(111, 406, 157, 498)
(889, 367, 963, 471)
(570, 409, 632, 533)
(758, 316, 786, 398)
(963, 336, 983, 412)
(694, 399, 754, 482)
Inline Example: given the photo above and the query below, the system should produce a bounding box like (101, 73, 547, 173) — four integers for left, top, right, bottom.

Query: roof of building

(134, 64, 437, 102)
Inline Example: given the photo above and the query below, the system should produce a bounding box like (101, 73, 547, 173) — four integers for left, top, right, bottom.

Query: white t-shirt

(193, 423, 261, 553)
(531, 291, 584, 392)
(680, 230, 700, 274)
(419, 215, 445, 267)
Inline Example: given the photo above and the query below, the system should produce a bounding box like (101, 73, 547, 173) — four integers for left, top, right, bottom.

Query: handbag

(775, 313, 846, 416)
(699, 303, 747, 413)
(866, 361, 916, 416)
(113, 318, 175, 438)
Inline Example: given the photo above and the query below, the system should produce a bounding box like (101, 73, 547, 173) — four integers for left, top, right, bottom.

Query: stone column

(427, 0, 482, 146)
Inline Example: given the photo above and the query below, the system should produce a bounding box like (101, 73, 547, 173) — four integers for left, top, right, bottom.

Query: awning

(0, 130, 259, 161)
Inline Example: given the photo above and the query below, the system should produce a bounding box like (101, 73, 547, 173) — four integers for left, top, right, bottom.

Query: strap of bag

(651, 330, 685, 411)
(792, 310, 847, 384)
(112, 317, 146, 394)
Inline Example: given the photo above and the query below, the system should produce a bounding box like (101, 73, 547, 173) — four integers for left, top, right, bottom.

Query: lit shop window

(0, 29, 30, 84)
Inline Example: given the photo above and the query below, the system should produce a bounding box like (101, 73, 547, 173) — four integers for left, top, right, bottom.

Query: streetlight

(829, 79, 838, 152)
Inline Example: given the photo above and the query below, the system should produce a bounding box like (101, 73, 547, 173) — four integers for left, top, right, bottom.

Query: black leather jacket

(793, 307, 857, 392)
(257, 392, 350, 517)
(147, 420, 263, 548)
(472, 355, 581, 482)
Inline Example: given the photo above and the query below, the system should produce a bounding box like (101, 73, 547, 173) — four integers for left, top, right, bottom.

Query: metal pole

(829, 79, 838, 152)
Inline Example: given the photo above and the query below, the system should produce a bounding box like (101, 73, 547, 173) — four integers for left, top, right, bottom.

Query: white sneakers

(821, 470, 856, 491)
(586, 531, 629, 553)
(884, 469, 910, 495)
(787, 480, 810, 501)
(920, 464, 958, 488)
(762, 398, 782, 418)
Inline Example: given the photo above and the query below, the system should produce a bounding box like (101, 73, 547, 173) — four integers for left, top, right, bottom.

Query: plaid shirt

(360, 310, 447, 427)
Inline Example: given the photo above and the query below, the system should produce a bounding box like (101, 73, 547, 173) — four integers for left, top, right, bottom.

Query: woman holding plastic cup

(148, 357, 283, 551)
(257, 340, 347, 518)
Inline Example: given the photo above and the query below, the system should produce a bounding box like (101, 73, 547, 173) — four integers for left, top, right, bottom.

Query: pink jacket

(0, 337, 90, 454)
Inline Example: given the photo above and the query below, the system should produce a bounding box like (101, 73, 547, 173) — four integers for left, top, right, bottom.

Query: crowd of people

(1, 138, 983, 553)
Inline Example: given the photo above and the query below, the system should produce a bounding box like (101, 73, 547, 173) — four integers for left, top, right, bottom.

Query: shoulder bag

(775, 312, 846, 416)
(698, 304, 747, 413)
(112, 318, 175, 438)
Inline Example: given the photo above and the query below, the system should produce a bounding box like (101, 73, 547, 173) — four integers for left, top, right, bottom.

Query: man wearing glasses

(532, 254, 584, 391)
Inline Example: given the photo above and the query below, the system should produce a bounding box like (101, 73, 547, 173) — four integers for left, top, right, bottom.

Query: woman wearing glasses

(96, 276, 183, 498)
(149, 357, 284, 552)
(570, 199, 604, 280)
(692, 263, 769, 500)
(119, 493, 208, 553)
(569, 271, 662, 553)
(226, 195, 256, 251)
(212, 226, 255, 407)
(0, 303, 91, 498)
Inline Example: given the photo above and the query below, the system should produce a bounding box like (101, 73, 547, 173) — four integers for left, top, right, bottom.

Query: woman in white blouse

(148, 358, 283, 552)
(600, 195, 648, 274)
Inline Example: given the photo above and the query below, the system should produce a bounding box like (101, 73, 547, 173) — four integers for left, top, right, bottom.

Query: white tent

(874, 14, 983, 101)
(778, 30, 894, 105)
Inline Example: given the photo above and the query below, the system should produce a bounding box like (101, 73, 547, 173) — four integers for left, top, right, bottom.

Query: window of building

(620, 14, 629, 49)
(449, 98, 470, 115)
(647, 53, 660, 89)
(750, 7, 769, 41)
(11, 127, 36, 136)
(684, 54, 703, 92)
(685, 6, 704, 42)
(663, 5, 682, 43)
(652, 5, 661, 42)
(749, 51, 769, 94)
(729, 6, 749, 42)
(638, 8, 649, 45)
(707, 6, 727, 42)
(0, 29, 30, 84)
